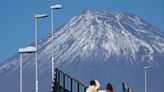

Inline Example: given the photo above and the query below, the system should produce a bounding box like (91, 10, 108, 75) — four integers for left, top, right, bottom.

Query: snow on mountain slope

(51, 10, 164, 65)
(0, 10, 164, 92)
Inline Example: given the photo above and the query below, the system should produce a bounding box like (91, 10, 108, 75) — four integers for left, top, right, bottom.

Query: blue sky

(0, 0, 163, 63)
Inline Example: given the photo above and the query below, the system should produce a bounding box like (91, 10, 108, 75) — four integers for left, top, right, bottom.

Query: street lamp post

(144, 66, 152, 92)
(19, 46, 37, 92)
(34, 14, 48, 92)
(50, 4, 62, 81)
(20, 52, 23, 92)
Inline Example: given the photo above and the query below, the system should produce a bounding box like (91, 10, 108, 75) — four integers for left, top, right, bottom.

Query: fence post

(78, 82, 80, 92)
(58, 70, 60, 85)
(71, 79, 73, 92)
(54, 68, 58, 92)
(63, 73, 66, 91)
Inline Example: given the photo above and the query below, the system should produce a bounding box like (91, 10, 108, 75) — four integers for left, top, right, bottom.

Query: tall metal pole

(144, 66, 152, 92)
(50, 4, 63, 83)
(20, 53, 23, 92)
(51, 9, 54, 81)
(35, 18, 38, 92)
(145, 68, 147, 92)
(34, 14, 48, 92)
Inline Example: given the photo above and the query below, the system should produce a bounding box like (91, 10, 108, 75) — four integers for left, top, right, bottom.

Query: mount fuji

(0, 10, 164, 92)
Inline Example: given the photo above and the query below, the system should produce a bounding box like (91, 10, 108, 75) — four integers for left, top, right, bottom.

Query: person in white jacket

(86, 80, 100, 92)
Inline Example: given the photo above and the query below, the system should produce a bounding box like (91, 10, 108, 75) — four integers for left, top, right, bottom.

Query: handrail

(51, 68, 87, 92)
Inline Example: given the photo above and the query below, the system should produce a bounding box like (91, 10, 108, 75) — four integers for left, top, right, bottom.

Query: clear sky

(0, 0, 163, 63)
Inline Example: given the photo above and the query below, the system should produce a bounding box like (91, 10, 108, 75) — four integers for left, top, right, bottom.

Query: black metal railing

(51, 68, 87, 92)
(51, 68, 134, 92)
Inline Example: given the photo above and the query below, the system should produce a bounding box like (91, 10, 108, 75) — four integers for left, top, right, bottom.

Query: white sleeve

(95, 80, 100, 90)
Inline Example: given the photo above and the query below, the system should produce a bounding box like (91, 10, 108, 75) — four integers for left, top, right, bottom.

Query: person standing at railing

(106, 83, 115, 92)
(86, 80, 100, 92)
(98, 83, 116, 92)
(122, 81, 129, 92)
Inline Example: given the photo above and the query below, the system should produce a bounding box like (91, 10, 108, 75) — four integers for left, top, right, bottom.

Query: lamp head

(51, 4, 63, 9)
(34, 14, 48, 18)
(144, 66, 152, 69)
(19, 46, 37, 53)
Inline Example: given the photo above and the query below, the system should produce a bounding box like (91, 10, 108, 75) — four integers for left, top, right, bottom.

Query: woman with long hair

(106, 83, 114, 92)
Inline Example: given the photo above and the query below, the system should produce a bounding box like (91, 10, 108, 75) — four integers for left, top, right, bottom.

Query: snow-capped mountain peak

(50, 10, 164, 65)
(0, 10, 164, 92)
